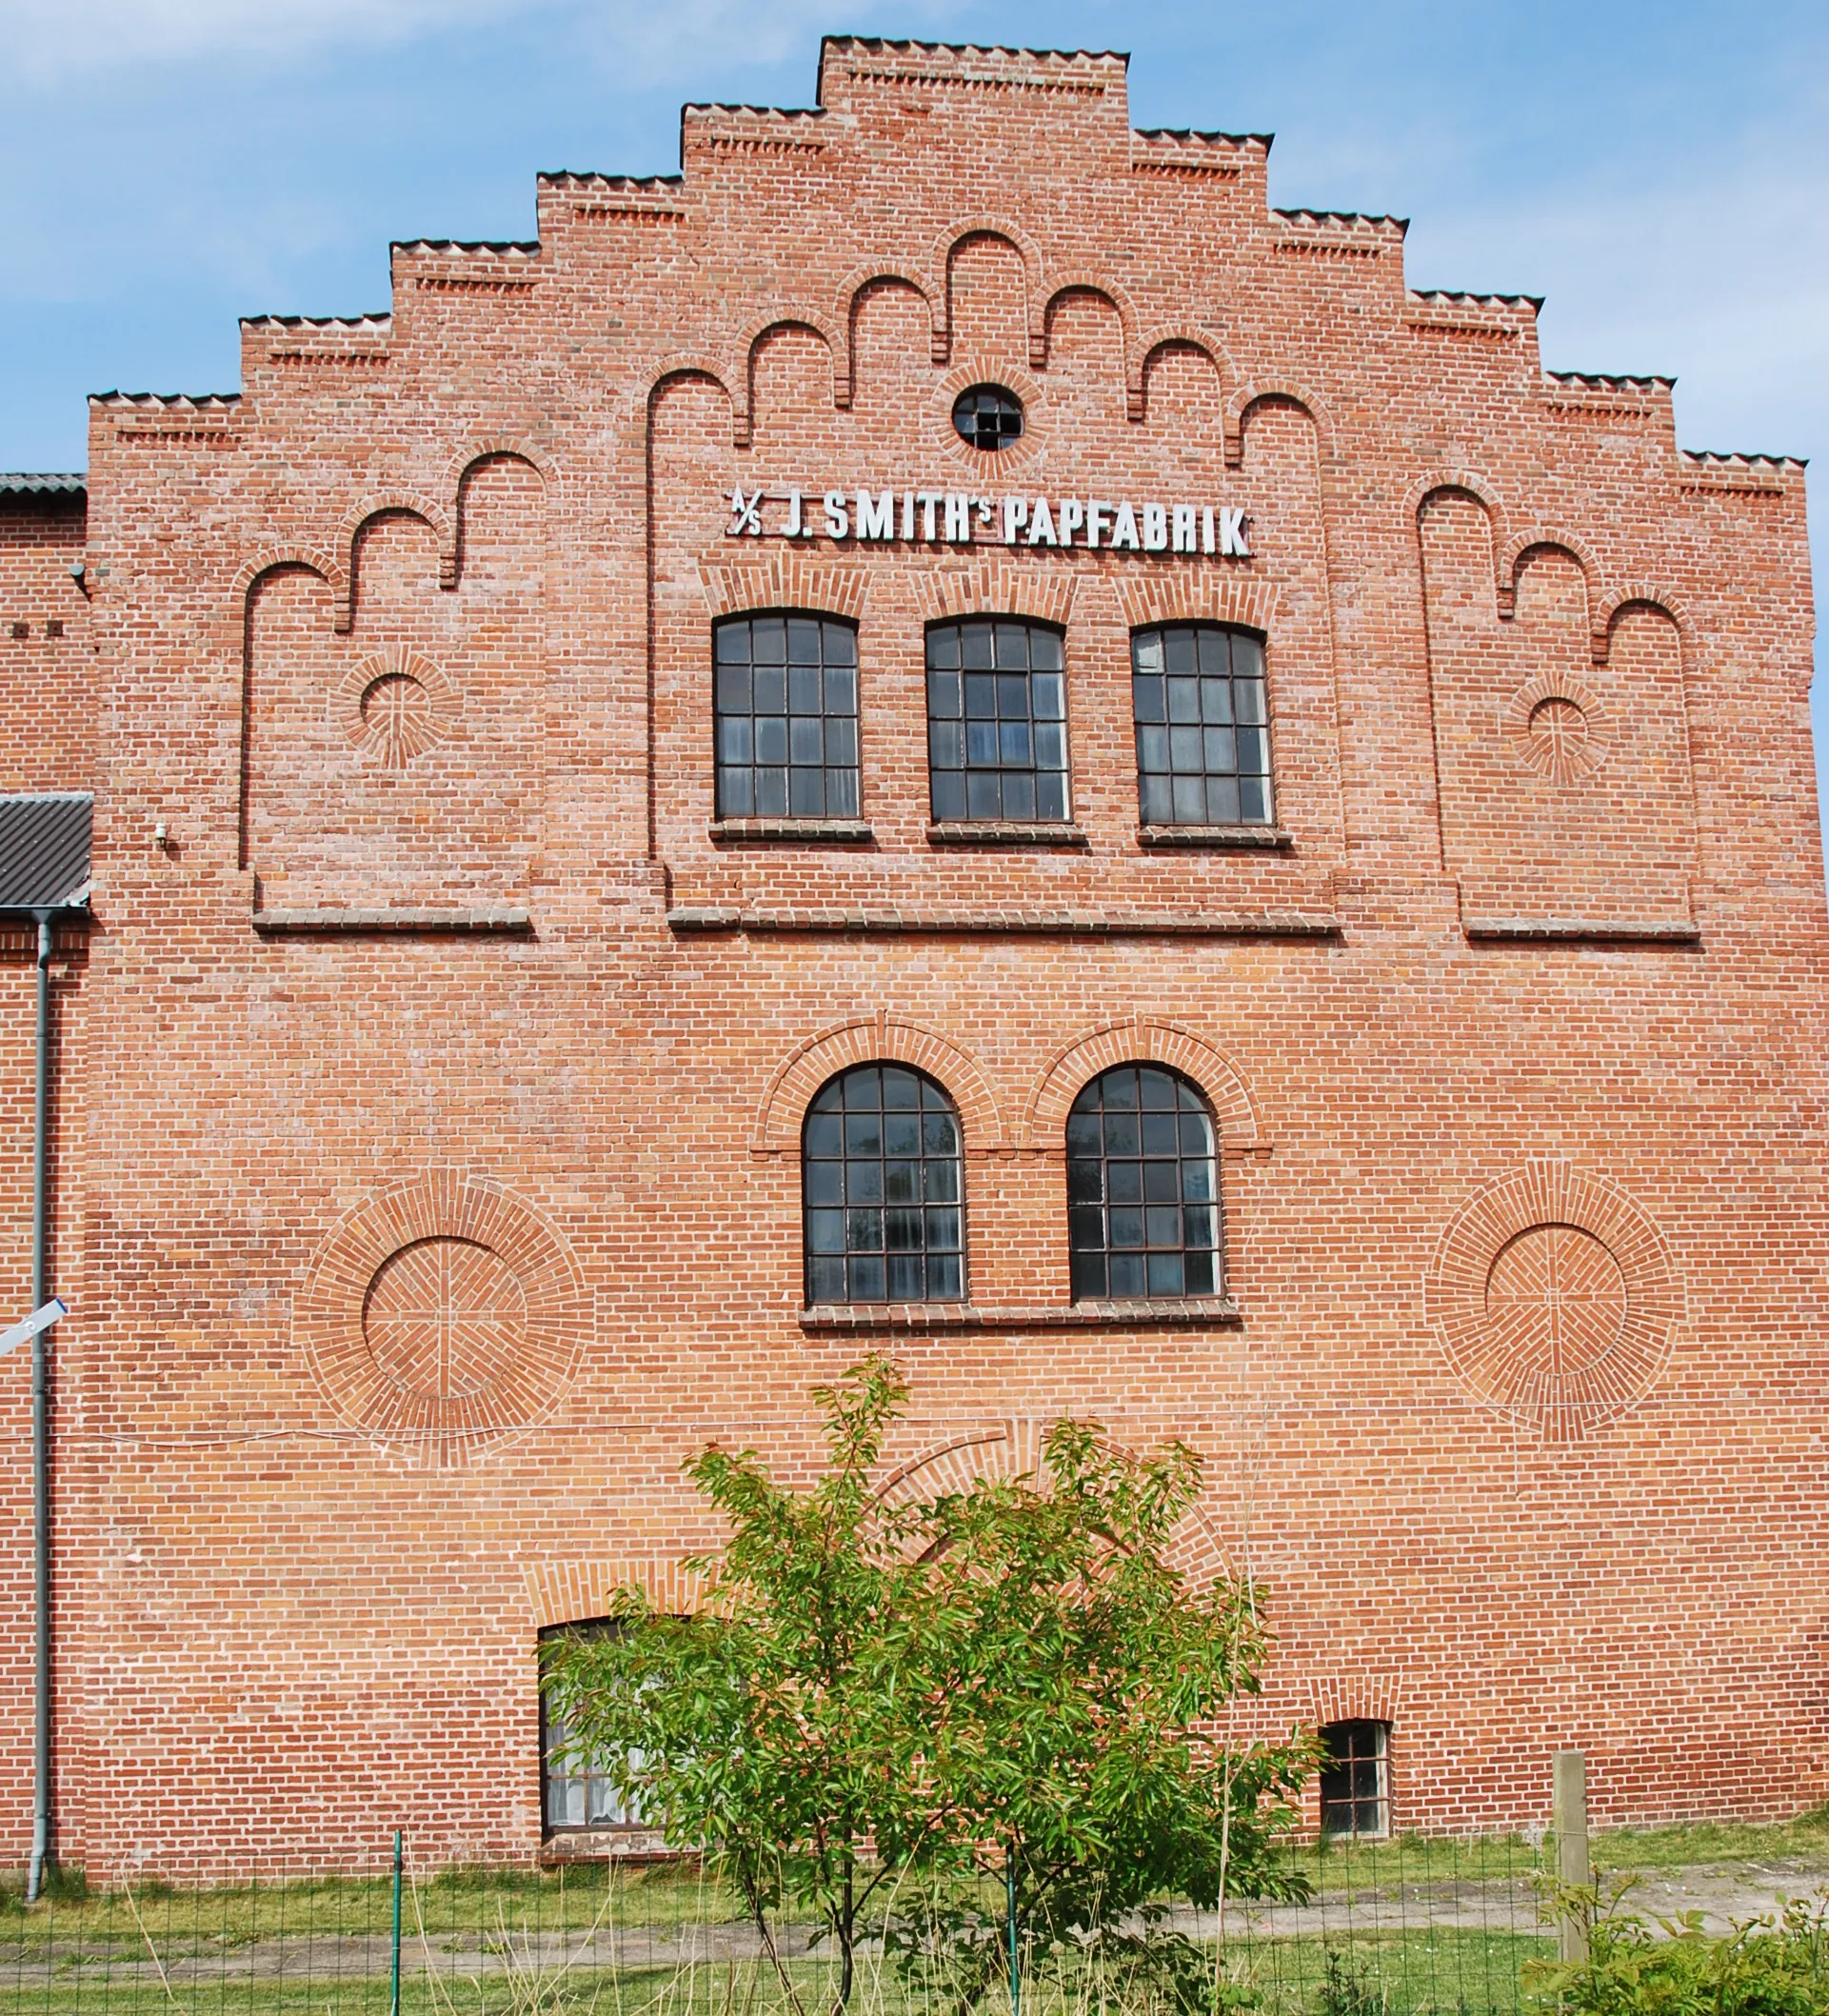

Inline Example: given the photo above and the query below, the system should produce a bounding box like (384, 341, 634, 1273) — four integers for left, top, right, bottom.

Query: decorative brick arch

(905, 557, 1078, 631)
(1226, 379, 1335, 468)
(336, 492, 455, 632)
(1307, 1674, 1407, 1727)
(698, 553, 874, 625)
(1022, 1018, 1260, 1151)
(1497, 526, 1601, 624)
(931, 218, 1046, 365)
(752, 1015, 1008, 1155)
(1136, 327, 1235, 425)
(835, 265, 938, 399)
(737, 309, 845, 445)
(876, 1422, 1243, 1590)
(230, 546, 346, 618)
(524, 1557, 718, 1628)
(644, 355, 740, 448)
(1592, 584, 1693, 669)
(1038, 272, 1140, 400)
(296, 1172, 591, 1470)
(1110, 572, 1280, 636)
(1409, 469, 1509, 555)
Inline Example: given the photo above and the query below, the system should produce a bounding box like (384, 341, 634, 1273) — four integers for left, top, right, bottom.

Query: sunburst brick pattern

(1430, 1161, 1680, 1442)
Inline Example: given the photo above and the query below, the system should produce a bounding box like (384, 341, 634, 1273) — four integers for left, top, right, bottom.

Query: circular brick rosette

(1428, 1161, 1680, 1443)
(297, 1174, 590, 1467)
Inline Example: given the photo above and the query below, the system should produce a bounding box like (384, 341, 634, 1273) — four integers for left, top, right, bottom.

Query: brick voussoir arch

(1135, 326, 1236, 424)
(698, 553, 873, 625)
(1496, 525, 1602, 625)
(875, 1421, 1245, 1591)
(1111, 571, 1280, 636)
(1225, 379, 1335, 469)
(1037, 271, 1141, 403)
(753, 1016, 1008, 1155)
(833, 264, 938, 399)
(335, 491, 456, 632)
(737, 309, 846, 437)
(1023, 1018, 1260, 1152)
(524, 1558, 720, 1629)
(930, 217, 1047, 366)
(907, 558, 1078, 630)
(230, 546, 347, 620)
(1592, 583, 1695, 668)
(1408, 468, 1509, 556)
(643, 355, 741, 448)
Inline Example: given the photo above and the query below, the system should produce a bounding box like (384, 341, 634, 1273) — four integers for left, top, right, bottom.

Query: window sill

(252, 906, 532, 935)
(800, 1297, 1241, 1332)
(926, 821, 1087, 848)
(1138, 823, 1291, 849)
(708, 818, 874, 844)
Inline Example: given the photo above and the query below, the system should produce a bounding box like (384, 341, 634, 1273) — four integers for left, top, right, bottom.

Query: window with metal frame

(1319, 1720, 1390, 1839)
(925, 619, 1069, 824)
(1065, 1065, 1221, 1301)
(714, 612, 859, 820)
(804, 1065, 964, 1305)
(951, 385, 1024, 453)
(1130, 624, 1273, 827)
(539, 1622, 643, 1834)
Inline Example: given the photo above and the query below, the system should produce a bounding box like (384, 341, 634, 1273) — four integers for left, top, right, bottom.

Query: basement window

(1319, 1720, 1390, 1839)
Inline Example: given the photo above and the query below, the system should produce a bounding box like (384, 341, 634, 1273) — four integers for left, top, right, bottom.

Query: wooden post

(1553, 1750, 1589, 1964)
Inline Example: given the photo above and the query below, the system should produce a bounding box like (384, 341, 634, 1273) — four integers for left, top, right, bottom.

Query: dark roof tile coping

(243, 312, 391, 330)
(1680, 449, 1808, 470)
(824, 36, 1128, 65)
(391, 238, 542, 256)
(91, 390, 240, 409)
(0, 473, 86, 497)
(1135, 127, 1273, 150)
(1275, 207, 1409, 232)
(1409, 289, 1544, 310)
(539, 171, 685, 190)
(683, 103, 826, 120)
(1546, 369, 1675, 391)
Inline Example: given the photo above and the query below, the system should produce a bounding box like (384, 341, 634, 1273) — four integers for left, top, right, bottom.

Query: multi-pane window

(926, 620, 1068, 824)
(1320, 1721, 1390, 1839)
(1065, 1066, 1220, 1301)
(540, 1625, 641, 1833)
(804, 1066, 964, 1305)
(714, 612, 859, 820)
(1131, 625, 1273, 827)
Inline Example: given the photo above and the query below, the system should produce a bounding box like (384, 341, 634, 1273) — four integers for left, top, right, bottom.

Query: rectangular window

(715, 613, 859, 821)
(926, 619, 1069, 824)
(1319, 1720, 1389, 1839)
(1132, 625, 1273, 828)
(540, 1625, 643, 1834)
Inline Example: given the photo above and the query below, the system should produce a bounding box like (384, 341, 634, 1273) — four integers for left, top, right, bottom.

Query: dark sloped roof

(0, 795, 92, 908)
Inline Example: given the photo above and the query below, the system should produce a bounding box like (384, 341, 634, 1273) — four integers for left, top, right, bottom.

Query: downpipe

(25, 909, 52, 1904)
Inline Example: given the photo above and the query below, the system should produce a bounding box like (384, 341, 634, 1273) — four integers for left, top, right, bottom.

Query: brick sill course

(253, 907, 532, 935)
(926, 821, 1087, 848)
(1462, 916, 1700, 943)
(1138, 823, 1293, 849)
(800, 1297, 1242, 1332)
(668, 907, 1340, 938)
(708, 818, 875, 844)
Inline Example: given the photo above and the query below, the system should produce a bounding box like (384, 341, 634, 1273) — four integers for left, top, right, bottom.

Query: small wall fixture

(153, 822, 169, 851)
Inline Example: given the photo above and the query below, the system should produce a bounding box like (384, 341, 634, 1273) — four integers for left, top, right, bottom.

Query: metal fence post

(1552, 1751, 1589, 1964)
(1005, 1848, 1020, 2016)
(390, 1830, 404, 2016)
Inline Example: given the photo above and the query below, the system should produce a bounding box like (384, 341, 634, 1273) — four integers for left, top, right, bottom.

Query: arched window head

(1066, 1066, 1220, 1301)
(804, 1066, 964, 1306)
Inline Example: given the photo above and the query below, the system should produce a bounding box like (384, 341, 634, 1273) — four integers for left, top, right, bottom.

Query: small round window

(951, 385, 1024, 453)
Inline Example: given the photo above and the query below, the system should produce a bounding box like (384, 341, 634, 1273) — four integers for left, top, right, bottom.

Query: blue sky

(3, 0, 1822, 846)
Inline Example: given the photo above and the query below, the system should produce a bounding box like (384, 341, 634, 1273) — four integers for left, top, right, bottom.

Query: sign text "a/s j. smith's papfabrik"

(726, 487, 1252, 557)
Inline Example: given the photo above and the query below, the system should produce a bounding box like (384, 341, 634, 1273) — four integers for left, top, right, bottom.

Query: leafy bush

(1527, 1881, 1829, 2014)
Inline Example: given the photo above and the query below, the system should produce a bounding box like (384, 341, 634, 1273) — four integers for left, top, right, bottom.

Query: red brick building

(0, 38, 1821, 1878)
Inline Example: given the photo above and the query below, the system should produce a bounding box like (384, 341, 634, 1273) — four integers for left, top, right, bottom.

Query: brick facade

(0, 37, 1821, 1876)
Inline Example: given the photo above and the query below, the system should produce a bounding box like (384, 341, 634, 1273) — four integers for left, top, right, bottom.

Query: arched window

(715, 611, 859, 819)
(1065, 1066, 1220, 1301)
(1130, 624, 1272, 828)
(804, 1066, 964, 1305)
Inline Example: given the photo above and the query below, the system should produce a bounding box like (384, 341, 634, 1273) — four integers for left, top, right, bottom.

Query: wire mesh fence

(1, 1840, 1557, 2016)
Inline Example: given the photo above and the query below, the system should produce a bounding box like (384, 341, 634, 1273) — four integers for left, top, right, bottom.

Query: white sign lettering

(726, 487, 1251, 558)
